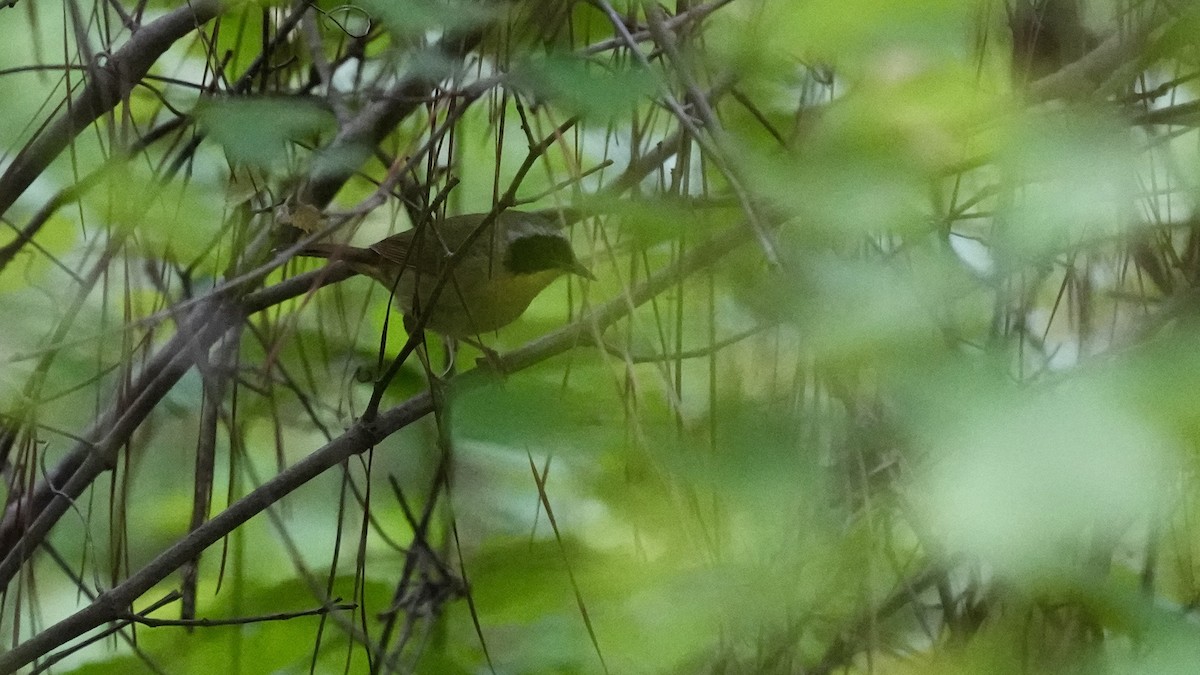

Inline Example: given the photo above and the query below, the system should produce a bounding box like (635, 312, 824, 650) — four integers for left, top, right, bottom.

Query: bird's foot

(459, 337, 503, 372)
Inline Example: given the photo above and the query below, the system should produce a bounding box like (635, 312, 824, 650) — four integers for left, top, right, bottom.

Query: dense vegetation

(1, 0, 1198, 672)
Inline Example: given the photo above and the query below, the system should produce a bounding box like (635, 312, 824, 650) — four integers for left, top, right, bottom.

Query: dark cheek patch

(505, 234, 575, 275)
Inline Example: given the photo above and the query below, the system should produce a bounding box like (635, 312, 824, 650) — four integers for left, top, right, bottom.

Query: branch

(0, 298, 241, 588)
(118, 602, 357, 628)
(0, 20, 733, 655)
(300, 30, 483, 208)
(1028, 12, 1165, 101)
(0, 0, 318, 273)
(806, 564, 945, 675)
(0, 25, 487, 588)
(591, 0, 778, 266)
(363, 116, 581, 418)
(0, 0, 223, 218)
(0, 218, 755, 672)
(0, 396, 425, 672)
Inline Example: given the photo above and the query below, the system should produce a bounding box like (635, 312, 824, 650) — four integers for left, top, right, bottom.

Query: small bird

(299, 210, 593, 338)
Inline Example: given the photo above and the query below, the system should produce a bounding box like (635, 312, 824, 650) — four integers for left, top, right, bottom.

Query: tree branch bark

(0, 0, 223, 219)
(0, 214, 752, 674)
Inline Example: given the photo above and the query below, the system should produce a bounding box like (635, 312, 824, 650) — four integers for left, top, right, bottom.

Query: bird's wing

(369, 233, 450, 276)
(371, 217, 503, 276)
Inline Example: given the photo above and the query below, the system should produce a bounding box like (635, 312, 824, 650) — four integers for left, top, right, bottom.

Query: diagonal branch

(0, 0, 223, 219)
(0, 212, 754, 674)
(0, 297, 241, 589)
(0, 25, 488, 595)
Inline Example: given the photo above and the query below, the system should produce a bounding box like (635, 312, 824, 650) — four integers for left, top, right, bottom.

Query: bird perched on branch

(298, 210, 593, 338)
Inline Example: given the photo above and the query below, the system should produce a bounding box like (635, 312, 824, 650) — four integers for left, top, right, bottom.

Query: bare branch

(0, 0, 223, 218)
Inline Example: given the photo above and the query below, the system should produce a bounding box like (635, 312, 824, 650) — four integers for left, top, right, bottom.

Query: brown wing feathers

(298, 242, 380, 265)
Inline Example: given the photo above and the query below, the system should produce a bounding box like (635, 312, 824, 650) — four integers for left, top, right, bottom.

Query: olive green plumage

(300, 211, 592, 337)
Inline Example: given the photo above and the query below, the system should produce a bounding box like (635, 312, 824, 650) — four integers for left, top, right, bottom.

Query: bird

(298, 210, 593, 338)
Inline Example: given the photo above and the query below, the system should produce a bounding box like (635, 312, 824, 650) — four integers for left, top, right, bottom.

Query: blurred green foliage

(4, 0, 1200, 673)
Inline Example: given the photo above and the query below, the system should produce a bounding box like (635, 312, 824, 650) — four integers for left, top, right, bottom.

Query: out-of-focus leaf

(0, 213, 78, 293)
(451, 364, 620, 453)
(606, 197, 734, 249)
(351, 0, 499, 37)
(730, 247, 975, 367)
(68, 577, 390, 674)
(994, 111, 1137, 262)
(511, 53, 658, 120)
(910, 365, 1170, 577)
(740, 66, 1004, 243)
(86, 162, 226, 267)
(714, 0, 972, 78)
(195, 97, 335, 169)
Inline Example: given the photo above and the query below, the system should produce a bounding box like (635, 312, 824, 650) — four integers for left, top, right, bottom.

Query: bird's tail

(297, 243, 378, 265)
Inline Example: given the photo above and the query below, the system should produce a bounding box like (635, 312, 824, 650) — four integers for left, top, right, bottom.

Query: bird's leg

(402, 314, 443, 385)
(460, 335, 503, 372)
(438, 337, 458, 378)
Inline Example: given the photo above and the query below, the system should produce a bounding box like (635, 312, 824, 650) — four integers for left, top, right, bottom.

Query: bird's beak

(568, 260, 595, 280)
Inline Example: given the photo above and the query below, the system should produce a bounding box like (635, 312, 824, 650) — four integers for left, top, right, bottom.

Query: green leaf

(511, 53, 659, 120)
(195, 97, 335, 169)
(351, 0, 499, 37)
